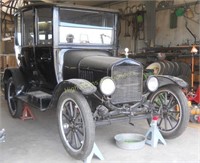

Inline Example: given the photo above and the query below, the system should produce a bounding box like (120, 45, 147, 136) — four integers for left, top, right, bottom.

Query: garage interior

(0, 0, 200, 163)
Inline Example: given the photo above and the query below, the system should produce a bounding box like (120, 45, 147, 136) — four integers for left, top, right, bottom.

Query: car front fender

(48, 79, 97, 109)
(156, 75, 188, 88)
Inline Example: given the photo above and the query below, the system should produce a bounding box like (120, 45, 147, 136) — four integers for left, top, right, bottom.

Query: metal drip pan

(114, 133, 145, 150)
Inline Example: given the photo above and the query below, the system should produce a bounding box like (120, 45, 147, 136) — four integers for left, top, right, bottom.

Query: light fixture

(191, 45, 198, 54)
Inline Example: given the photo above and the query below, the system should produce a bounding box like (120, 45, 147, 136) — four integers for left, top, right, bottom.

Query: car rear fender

(3, 68, 26, 99)
(49, 79, 97, 109)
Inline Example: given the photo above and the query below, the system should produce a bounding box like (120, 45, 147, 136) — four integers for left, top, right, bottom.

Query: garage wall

(105, 0, 199, 53)
(156, 0, 200, 47)
(105, 1, 146, 54)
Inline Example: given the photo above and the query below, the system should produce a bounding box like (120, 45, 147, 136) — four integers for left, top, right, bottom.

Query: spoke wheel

(149, 85, 189, 139)
(6, 77, 22, 118)
(57, 91, 95, 160)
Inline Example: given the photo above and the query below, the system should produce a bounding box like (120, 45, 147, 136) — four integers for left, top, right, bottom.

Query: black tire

(6, 77, 23, 118)
(168, 61, 175, 76)
(148, 85, 189, 139)
(159, 61, 166, 75)
(57, 91, 95, 160)
(179, 62, 191, 76)
(178, 75, 191, 89)
(173, 62, 181, 76)
(162, 61, 171, 75)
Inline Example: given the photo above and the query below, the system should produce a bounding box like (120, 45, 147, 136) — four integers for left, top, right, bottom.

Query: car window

(15, 14, 21, 46)
(37, 8, 53, 45)
(23, 10, 34, 46)
(59, 8, 115, 45)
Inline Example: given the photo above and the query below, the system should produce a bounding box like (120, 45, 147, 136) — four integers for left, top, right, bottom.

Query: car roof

(17, 2, 119, 13)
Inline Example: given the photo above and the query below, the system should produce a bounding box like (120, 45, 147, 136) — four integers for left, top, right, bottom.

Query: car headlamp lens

(147, 76, 159, 92)
(100, 77, 116, 96)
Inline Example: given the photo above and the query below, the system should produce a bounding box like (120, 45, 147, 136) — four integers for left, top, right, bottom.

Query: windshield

(59, 8, 115, 45)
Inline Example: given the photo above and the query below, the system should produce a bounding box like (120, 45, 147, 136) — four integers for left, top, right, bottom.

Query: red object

(20, 104, 35, 120)
(197, 115, 200, 123)
(153, 116, 159, 121)
(188, 86, 200, 104)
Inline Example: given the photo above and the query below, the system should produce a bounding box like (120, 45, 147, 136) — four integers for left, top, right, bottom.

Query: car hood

(79, 55, 123, 73)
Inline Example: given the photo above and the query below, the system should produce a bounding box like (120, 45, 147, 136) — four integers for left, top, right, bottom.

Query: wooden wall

(0, 54, 18, 70)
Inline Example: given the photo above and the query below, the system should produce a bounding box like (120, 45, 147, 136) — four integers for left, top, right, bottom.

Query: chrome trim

(54, 49, 69, 83)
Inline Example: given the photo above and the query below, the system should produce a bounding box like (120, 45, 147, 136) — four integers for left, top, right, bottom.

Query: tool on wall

(157, 0, 174, 9)
(170, 10, 177, 29)
(123, 5, 131, 37)
(131, 11, 145, 53)
(124, 17, 131, 37)
(136, 11, 145, 40)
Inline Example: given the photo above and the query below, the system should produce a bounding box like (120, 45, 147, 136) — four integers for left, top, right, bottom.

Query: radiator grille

(111, 65, 143, 104)
(80, 70, 94, 81)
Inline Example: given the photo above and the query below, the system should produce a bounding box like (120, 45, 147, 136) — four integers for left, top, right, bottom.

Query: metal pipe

(95, 114, 151, 126)
(185, 21, 196, 44)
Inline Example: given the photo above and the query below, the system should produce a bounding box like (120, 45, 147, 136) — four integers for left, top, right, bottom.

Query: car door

(34, 7, 57, 89)
(20, 9, 35, 80)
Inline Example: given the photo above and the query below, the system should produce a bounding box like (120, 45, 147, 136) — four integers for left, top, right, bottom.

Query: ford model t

(3, 3, 189, 160)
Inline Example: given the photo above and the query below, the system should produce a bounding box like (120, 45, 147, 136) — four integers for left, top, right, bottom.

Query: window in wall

(23, 10, 34, 46)
(37, 8, 53, 45)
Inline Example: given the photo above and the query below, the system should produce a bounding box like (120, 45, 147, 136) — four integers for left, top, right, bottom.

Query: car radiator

(111, 64, 143, 104)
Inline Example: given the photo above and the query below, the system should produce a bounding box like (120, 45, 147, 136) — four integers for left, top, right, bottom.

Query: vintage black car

(3, 3, 189, 160)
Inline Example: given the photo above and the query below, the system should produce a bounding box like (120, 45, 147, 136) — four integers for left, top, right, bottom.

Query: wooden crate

(0, 55, 18, 69)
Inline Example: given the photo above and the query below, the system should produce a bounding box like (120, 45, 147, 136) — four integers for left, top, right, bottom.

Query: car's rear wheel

(148, 85, 189, 139)
(57, 91, 95, 160)
(6, 77, 23, 118)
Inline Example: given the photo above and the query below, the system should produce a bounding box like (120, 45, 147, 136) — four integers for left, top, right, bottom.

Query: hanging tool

(124, 18, 131, 37)
(170, 10, 177, 29)
(185, 21, 196, 44)
(132, 11, 145, 53)
(123, 4, 131, 37)
(137, 11, 145, 40)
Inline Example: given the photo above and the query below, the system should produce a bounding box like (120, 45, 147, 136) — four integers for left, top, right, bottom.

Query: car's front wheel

(57, 90, 95, 160)
(148, 85, 189, 139)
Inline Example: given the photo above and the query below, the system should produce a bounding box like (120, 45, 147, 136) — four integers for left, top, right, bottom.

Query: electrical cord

(194, 0, 200, 14)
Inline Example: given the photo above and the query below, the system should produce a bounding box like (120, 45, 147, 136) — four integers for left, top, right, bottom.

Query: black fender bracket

(48, 79, 97, 109)
(156, 75, 188, 88)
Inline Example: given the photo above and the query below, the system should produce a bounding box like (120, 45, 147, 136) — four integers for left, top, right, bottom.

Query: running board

(17, 91, 52, 111)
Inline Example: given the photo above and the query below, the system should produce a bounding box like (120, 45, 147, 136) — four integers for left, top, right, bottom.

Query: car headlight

(100, 77, 116, 96)
(147, 76, 159, 92)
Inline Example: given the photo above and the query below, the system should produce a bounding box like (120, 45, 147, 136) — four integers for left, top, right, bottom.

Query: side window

(23, 10, 34, 46)
(15, 14, 21, 46)
(37, 8, 52, 45)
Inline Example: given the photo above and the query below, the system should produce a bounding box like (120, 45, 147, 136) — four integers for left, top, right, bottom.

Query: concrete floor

(0, 94, 200, 163)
